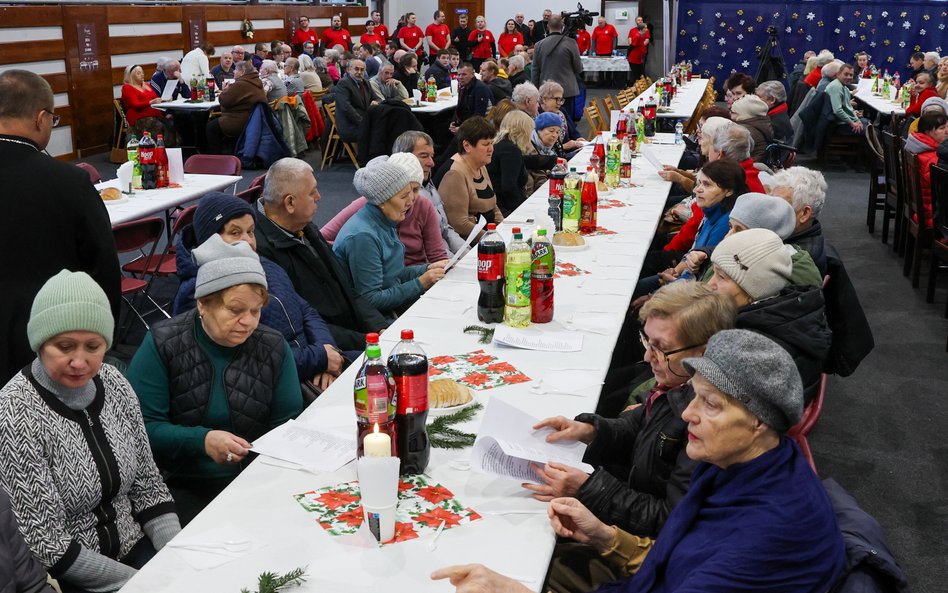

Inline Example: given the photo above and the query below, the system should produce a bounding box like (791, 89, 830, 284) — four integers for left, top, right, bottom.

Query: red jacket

(804, 68, 823, 88)
(121, 84, 163, 126)
(575, 29, 591, 55)
(907, 132, 939, 227)
(664, 159, 765, 252)
(906, 87, 938, 116)
(627, 27, 650, 64)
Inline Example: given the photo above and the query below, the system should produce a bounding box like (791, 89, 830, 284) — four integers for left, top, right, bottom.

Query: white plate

(553, 242, 588, 252)
(102, 196, 130, 206)
(427, 389, 477, 418)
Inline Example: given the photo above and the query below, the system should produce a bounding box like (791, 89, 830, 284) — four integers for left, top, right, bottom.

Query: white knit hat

(730, 94, 769, 120)
(386, 152, 424, 186)
(710, 228, 792, 301)
(354, 161, 412, 206)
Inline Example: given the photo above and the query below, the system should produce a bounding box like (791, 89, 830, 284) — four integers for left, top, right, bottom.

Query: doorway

(440, 0, 485, 29)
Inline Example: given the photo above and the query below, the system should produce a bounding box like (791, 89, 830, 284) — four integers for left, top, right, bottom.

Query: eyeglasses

(639, 331, 705, 366)
(545, 96, 565, 104)
(43, 110, 61, 127)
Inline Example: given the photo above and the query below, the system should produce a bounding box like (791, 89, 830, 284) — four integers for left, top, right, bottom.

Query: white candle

(363, 423, 391, 458)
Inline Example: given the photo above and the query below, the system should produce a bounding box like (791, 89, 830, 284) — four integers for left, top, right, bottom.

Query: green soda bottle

(504, 232, 532, 328)
(427, 76, 437, 101)
(605, 135, 621, 188)
(126, 134, 142, 190)
(562, 168, 582, 233)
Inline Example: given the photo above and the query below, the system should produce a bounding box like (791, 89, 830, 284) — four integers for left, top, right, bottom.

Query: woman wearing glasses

(524, 281, 735, 590)
(537, 80, 585, 154)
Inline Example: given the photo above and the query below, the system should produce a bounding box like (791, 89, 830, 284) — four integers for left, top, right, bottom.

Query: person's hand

(204, 430, 251, 464)
(324, 345, 344, 375)
(431, 564, 531, 593)
(449, 122, 459, 134)
(683, 251, 707, 275)
(623, 402, 643, 413)
(563, 140, 583, 151)
(311, 372, 335, 391)
(657, 267, 678, 285)
(428, 259, 450, 270)
(533, 416, 597, 444)
(386, 77, 397, 86)
(522, 462, 589, 501)
(150, 97, 163, 105)
(643, 38, 650, 46)
(420, 266, 446, 289)
(548, 497, 616, 552)
(631, 293, 651, 310)
(658, 169, 685, 185)
(406, 66, 417, 74)
(850, 120, 864, 134)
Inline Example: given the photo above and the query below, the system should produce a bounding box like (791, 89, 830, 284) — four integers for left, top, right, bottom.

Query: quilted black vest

(151, 309, 285, 443)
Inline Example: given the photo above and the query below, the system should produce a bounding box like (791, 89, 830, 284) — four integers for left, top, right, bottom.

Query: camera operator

(531, 14, 583, 119)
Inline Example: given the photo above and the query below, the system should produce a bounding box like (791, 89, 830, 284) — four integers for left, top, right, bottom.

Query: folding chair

(320, 102, 359, 170)
(121, 205, 197, 280)
(76, 162, 101, 184)
(881, 131, 905, 249)
(927, 164, 948, 311)
(184, 154, 242, 176)
(787, 373, 826, 474)
(236, 184, 263, 205)
(112, 217, 171, 331)
(900, 147, 930, 289)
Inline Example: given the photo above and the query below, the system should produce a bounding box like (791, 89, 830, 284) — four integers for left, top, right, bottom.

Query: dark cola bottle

(477, 223, 506, 323)
(388, 329, 430, 474)
(138, 132, 158, 190)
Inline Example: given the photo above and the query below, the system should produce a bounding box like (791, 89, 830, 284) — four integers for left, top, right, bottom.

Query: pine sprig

(428, 402, 483, 449)
(240, 566, 308, 593)
(463, 325, 495, 344)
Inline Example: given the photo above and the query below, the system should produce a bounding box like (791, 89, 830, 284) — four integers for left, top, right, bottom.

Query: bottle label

(355, 374, 394, 423)
(505, 263, 531, 306)
(395, 374, 428, 414)
(477, 252, 505, 281)
(139, 148, 155, 164)
(549, 176, 564, 200)
(563, 190, 581, 219)
(532, 243, 555, 275)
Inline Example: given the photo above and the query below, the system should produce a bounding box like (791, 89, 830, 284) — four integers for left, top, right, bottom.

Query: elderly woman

(528, 282, 735, 592)
(210, 52, 235, 88)
(324, 49, 342, 82)
(260, 59, 287, 101)
(438, 116, 503, 239)
(205, 59, 267, 155)
(435, 329, 846, 593)
(334, 161, 448, 316)
(283, 57, 304, 95)
(321, 153, 448, 267)
(120, 64, 173, 143)
(906, 72, 939, 116)
(488, 110, 533, 214)
(803, 50, 835, 87)
(936, 57, 948, 99)
(538, 80, 585, 152)
(298, 54, 323, 93)
(532, 111, 565, 158)
(129, 237, 302, 524)
(707, 229, 831, 402)
(906, 111, 948, 228)
(730, 94, 773, 162)
(756, 80, 792, 144)
(0, 271, 180, 593)
(173, 192, 347, 394)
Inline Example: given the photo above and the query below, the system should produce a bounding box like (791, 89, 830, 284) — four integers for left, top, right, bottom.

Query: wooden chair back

(901, 146, 924, 228)
(584, 101, 606, 134)
(881, 131, 904, 210)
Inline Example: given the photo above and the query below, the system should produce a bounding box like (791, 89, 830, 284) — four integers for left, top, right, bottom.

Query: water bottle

(674, 121, 683, 145)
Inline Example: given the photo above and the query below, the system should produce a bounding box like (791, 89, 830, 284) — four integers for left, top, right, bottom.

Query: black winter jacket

(425, 60, 452, 89)
(253, 207, 390, 351)
(573, 383, 695, 537)
(787, 219, 828, 275)
(0, 490, 55, 593)
(823, 479, 910, 593)
(823, 243, 874, 377)
(357, 100, 424, 166)
(736, 285, 832, 403)
(487, 139, 529, 216)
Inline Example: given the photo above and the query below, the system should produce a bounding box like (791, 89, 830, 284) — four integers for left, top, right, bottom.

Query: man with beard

(321, 15, 352, 52)
(627, 15, 651, 83)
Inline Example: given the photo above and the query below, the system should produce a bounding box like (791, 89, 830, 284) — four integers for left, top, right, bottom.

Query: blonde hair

(937, 57, 948, 99)
(123, 64, 143, 84)
(494, 110, 534, 153)
(639, 281, 736, 346)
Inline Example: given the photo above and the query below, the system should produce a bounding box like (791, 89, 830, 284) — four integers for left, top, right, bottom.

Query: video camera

(561, 2, 598, 38)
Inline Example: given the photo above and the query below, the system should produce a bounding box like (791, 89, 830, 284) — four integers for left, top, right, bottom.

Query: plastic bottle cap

(487, 223, 496, 230)
(570, 167, 576, 172)
(511, 227, 521, 234)
(586, 165, 593, 171)
(537, 228, 547, 236)
(513, 232, 522, 239)
(400, 329, 414, 340)
(366, 332, 380, 344)
(367, 344, 381, 358)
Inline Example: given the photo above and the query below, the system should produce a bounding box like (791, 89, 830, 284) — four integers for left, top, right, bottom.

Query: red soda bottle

(137, 132, 158, 190)
(580, 166, 599, 234)
(592, 136, 606, 182)
(388, 329, 430, 474)
(155, 134, 169, 188)
(530, 229, 555, 323)
(355, 333, 397, 458)
(477, 223, 506, 323)
(616, 110, 628, 139)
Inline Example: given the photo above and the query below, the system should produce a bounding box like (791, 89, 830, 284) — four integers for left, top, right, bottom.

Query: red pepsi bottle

(388, 329, 430, 474)
(477, 223, 506, 323)
(138, 132, 158, 190)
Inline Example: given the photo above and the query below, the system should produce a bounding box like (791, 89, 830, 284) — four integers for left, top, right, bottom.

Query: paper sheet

(640, 145, 664, 172)
(492, 326, 584, 352)
(161, 79, 178, 101)
(472, 398, 592, 484)
(166, 148, 184, 184)
(444, 215, 486, 272)
(251, 420, 356, 473)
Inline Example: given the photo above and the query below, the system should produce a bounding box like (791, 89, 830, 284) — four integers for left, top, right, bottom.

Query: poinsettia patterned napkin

(427, 350, 531, 390)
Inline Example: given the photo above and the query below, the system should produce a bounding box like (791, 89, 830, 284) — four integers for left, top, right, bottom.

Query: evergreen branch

(462, 325, 495, 344)
(428, 402, 483, 449)
(429, 402, 483, 430)
(240, 566, 308, 593)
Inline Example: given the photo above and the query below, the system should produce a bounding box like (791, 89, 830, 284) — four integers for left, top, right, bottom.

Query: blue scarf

(597, 438, 846, 593)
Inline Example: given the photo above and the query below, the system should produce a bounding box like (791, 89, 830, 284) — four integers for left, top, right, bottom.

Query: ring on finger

(226, 451, 234, 463)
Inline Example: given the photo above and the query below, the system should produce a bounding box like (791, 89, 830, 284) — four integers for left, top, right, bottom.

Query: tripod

(755, 28, 786, 85)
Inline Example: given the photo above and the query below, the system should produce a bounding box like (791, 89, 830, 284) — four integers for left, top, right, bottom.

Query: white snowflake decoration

(806, 35, 813, 42)
(887, 21, 894, 27)
(838, 16, 845, 22)
(903, 21, 911, 29)
(919, 29, 926, 36)
(721, 51, 727, 57)
(834, 28, 841, 34)
(849, 30, 857, 38)
(737, 34, 744, 40)
(937, 46, 943, 53)
(739, 19, 745, 25)
(715, 12, 721, 18)
(881, 11, 888, 18)
(719, 37, 727, 45)
(692, 36, 699, 42)
(709, 31, 716, 37)
(808, 13, 816, 21)
(939, 23, 946, 31)
(870, 41, 877, 47)
(736, 47, 744, 53)
(741, 60, 750, 68)
(899, 41, 906, 48)
(786, 26, 792, 33)
(717, 64, 724, 70)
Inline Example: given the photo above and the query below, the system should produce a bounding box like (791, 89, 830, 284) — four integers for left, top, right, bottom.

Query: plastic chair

(112, 217, 170, 330)
(121, 205, 196, 279)
(76, 162, 101, 184)
(184, 154, 242, 176)
(236, 184, 263, 205)
(787, 373, 827, 473)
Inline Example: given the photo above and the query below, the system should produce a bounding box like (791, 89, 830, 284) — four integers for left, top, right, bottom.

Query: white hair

(538, 80, 564, 98)
(508, 55, 525, 71)
(260, 59, 278, 75)
(770, 166, 827, 218)
(924, 51, 941, 63)
(298, 54, 316, 73)
(262, 158, 315, 205)
(710, 124, 752, 161)
(512, 81, 539, 103)
(756, 80, 787, 104)
(815, 51, 835, 67)
(821, 60, 843, 78)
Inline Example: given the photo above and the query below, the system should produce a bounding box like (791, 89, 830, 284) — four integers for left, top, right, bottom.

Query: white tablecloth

(853, 78, 905, 116)
(581, 56, 630, 72)
(624, 77, 710, 120)
(119, 135, 685, 593)
(153, 99, 220, 112)
(98, 174, 242, 226)
(411, 95, 458, 114)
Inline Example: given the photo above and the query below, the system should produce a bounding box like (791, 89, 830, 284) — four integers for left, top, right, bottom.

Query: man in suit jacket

(333, 59, 373, 142)
(531, 15, 583, 118)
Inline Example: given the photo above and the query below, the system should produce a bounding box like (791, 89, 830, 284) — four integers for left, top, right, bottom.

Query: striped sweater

(0, 363, 175, 576)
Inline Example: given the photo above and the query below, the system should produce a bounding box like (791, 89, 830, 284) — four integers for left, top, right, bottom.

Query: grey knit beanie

(28, 270, 114, 351)
(193, 234, 267, 298)
(728, 193, 797, 240)
(354, 161, 413, 206)
(683, 329, 803, 433)
(710, 228, 792, 301)
(387, 152, 424, 186)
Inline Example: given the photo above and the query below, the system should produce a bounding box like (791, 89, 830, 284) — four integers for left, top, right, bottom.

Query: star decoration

(807, 12, 816, 21)
(838, 44, 845, 52)
(687, 10, 693, 16)
(748, 26, 754, 32)
(720, 21, 726, 28)
(680, 29, 686, 36)
(853, 10, 861, 17)
(741, 60, 750, 68)
(737, 9, 744, 16)
(718, 37, 727, 45)
(679, 50, 685, 56)
(789, 47, 796, 54)
(887, 56, 894, 63)
(755, 45, 762, 53)
(923, 14, 930, 20)
(883, 39, 891, 46)
(702, 43, 709, 50)
(859, 22, 866, 28)
(867, 15, 872, 21)
(860, 35, 866, 41)
(920, 29, 927, 36)
(915, 45, 922, 51)
(797, 28, 804, 34)
(728, 26, 734, 32)
(900, 11, 907, 17)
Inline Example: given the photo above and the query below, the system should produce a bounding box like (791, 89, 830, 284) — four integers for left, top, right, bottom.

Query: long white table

(119, 135, 684, 593)
(411, 95, 458, 114)
(624, 77, 710, 120)
(98, 174, 242, 226)
(853, 78, 906, 116)
(153, 98, 220, 112)
(581, 56, 630, 72)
